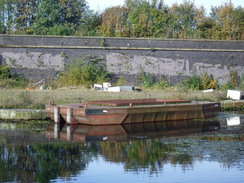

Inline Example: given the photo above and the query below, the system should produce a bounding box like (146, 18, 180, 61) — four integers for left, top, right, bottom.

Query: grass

(0, 87, 227, 109)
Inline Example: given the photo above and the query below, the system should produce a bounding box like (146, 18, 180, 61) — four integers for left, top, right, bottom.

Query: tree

(14, 0, 38, 34)
(0, 0, 6, 33)
(99, 6, 130, 37)
(169, 0, 199, 38)
(1, 0, 18, 33)
(75, 10, 101, 36)
(210, 2, 244, 40)
(32, 0, 88, 35)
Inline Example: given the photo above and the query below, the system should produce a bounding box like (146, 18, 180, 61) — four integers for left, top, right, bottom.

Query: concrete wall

(0, 34, 243, 85)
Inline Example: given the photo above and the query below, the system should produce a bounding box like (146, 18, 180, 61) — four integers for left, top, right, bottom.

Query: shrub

(137, 72, 153, 88)
(0, 65, 28, 89)
(152, 76, 170, 89)
(0, 65, 11, 79)
(182, 75, 201, 90)
(183, 73, 218, 90)
(229, 70, 239, 88)
(57, 57, 109, 88)
(221, 70, 240, 90)
(116, 76, 125, 86)
(200, 72, 218, 89)
(240, 73, 244, 89)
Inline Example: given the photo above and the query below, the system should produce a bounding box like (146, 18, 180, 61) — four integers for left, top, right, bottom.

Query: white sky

(87, 0, 244, 14)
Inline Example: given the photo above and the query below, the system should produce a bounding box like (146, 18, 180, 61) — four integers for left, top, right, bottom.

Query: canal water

(0, 112, 243, 183)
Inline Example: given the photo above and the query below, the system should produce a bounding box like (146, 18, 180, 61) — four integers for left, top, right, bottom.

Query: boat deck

(83, 99, 191, 106)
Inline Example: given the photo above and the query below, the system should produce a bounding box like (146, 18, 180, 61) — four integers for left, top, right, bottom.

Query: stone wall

(0, 35, 243, 85)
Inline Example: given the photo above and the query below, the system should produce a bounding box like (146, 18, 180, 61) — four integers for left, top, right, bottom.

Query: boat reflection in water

(45, 119, 220, 143)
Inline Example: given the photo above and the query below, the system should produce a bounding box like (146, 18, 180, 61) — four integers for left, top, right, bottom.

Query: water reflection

(45, 120, 221, 143)
(0, 114, 243, 183)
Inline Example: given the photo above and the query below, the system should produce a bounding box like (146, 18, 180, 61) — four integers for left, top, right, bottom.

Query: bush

(200, 72, 218, 89)
(116, 76, 125, 86)
(152, 76, 170, 89)
(229, 70, 239, 88)
(183, 73, 218, 90)
(183, 75, 201, 90)
(240, 73, 244, 89)
(221, 70, 240, 90)
(0, 65, 29, 89)
(137, 72, 153, 88)
(57, 57, 109, 88)
(0, 65, 11, 79)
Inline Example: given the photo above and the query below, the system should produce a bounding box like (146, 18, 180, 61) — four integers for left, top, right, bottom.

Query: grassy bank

(0, 87, 226, 109)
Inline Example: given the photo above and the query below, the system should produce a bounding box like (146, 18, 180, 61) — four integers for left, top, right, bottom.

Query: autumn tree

(99, 6, 130, 37)
(168, 1, 200, 38)
(210, 2, 244, 40)
(0, 0, 243, 40)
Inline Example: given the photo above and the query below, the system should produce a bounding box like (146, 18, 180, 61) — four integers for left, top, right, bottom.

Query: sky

(87, 0, 244, 14)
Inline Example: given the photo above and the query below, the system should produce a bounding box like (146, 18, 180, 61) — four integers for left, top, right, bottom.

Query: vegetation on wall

(0, 65, 28, 89)
(137, 72, 170, 89)
(0, 0, 243, 40)
(57, 57, 109, 88)
(221, 70, 240, 89)
(182, 72, 218, 90)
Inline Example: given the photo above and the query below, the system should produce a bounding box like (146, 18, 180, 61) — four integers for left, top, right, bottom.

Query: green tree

(99, 6, 130, 37)
(76, 10, 101, 36)
(0, 0, 6, 33)
(1, 0, 17, 33)
(210, 2, 244, 40)
(32, 0, 88, 35)
(169, 1, 199, 38)
(14, 0, 38, 34)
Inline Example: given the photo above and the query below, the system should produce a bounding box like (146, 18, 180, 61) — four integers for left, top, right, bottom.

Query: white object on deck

(93, 84, 103, 90)
(107, 86, 133, 92)
(93, 83, 133, 92)
(227, 90, 243, 100)
(227, 116, 241, 126)
(103, 82, 112, 91)
(202, 89, 214, 93)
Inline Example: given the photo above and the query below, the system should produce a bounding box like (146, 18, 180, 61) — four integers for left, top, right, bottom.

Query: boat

(45, 99, 221, 125)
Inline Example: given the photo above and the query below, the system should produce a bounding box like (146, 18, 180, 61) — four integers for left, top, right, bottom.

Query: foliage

(137, 72, 153, 88)
(0, 0, 97, 36)
(0, 65, 28, 89)
(222, 70, 240, 89)
(0, 65, 11, 79)
(57, 57, 109, 88)
(116, 76, 125, 86)
(229, 70, 239, 88)
(98, 0, 244, 40)
(0, 78, 29, 89)
(0, 0, 243, 39)
(200, 72, 218, 90)
(182, 75, 202, 90)
(183, 73, 219, 90)
(137, 72, 170, 89)
(210, 2, 244, 40)
(240, 73, 244, 89)
(152, 76, 170, 89)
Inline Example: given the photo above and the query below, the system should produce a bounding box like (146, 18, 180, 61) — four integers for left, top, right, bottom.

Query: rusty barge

(45, 99, 220, 125)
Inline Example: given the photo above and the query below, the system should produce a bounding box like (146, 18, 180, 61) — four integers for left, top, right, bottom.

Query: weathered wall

(0, 35, 243, 85)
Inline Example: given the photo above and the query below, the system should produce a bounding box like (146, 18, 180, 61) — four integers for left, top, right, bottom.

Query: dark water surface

(0, 112, 243, 183)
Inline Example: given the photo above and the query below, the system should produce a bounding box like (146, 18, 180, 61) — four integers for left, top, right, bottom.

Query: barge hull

(45, 100, 220, 125)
